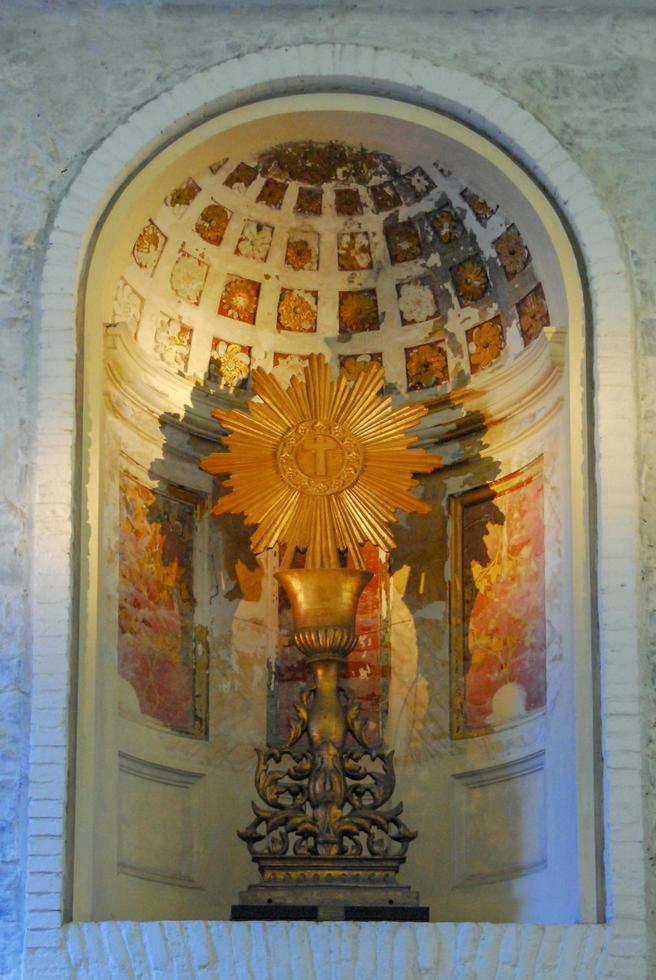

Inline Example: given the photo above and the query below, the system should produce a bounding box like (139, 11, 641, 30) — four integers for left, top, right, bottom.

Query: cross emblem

(295, 433, 344, 478)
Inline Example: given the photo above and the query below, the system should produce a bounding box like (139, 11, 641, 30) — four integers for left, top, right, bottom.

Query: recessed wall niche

(75, 95, 599, 925)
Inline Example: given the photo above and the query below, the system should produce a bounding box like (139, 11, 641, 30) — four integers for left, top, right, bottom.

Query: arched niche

(72, 92, 601, 925)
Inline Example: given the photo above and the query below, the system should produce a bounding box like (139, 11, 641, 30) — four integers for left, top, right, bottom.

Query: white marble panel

(451, 751, 546, 888)
(118, 753, 204, 889)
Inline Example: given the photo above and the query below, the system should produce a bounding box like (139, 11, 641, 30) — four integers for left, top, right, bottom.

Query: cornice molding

(105, 323, 232, 445)
(416, 328, 565, 448)
(106, 323, 565, 462)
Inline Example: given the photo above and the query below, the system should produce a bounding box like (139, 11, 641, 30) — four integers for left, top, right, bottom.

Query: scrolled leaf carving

(239, 745, 415, 861)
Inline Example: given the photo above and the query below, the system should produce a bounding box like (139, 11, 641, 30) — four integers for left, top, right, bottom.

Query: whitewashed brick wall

(0, 5, 654, 978)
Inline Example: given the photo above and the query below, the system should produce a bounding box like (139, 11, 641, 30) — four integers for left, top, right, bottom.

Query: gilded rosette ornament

(200, 352, 437, 569)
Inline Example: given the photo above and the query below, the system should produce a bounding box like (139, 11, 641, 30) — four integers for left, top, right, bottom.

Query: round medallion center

(277, 421, 363, 495)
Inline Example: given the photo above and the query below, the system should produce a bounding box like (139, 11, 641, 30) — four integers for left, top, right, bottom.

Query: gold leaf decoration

(200, 353, 439, 569)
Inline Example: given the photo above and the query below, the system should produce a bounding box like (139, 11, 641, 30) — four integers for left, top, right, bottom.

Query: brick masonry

(0, 6, 654, 978)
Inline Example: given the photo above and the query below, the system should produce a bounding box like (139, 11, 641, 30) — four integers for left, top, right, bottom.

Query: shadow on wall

(388, 400, 504, 762)
(116, 376, 255, 742)
(120, 367, 517, 767)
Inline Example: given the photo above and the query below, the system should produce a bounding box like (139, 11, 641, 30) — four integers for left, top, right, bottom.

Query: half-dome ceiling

(111, 123, 555, 402)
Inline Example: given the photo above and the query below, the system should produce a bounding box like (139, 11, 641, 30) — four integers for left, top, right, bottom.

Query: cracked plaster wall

(0, 2, 654, 977)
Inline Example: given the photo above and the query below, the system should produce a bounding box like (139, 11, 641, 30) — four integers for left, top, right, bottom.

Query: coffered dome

(108, 111, 563, 410)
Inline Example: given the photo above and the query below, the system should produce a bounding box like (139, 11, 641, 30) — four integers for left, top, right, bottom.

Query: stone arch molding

(30, 43, 645, 977)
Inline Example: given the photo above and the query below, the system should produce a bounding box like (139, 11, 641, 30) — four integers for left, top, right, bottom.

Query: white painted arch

(28, 44, 644, 977)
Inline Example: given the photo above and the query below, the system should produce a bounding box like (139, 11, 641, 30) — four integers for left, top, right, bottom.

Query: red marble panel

(118, 473, 205, 737)
(450, 460, 546, 737)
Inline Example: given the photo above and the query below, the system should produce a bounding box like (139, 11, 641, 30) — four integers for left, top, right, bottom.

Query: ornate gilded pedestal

(200, 353, 438, 914)
(237, 567, 419, 908)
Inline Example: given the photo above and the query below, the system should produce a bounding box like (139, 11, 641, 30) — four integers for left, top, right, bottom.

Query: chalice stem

(307, 659, 347, 853)
(275, 567, 372, 856)
(309, 661, 346, 748)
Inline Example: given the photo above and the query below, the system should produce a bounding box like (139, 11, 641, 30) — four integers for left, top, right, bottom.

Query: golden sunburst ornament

(200, 354, 439, 569)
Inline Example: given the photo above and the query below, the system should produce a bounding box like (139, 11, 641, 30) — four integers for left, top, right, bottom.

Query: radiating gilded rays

(200, 353, 439, 568)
